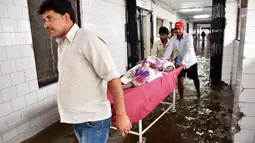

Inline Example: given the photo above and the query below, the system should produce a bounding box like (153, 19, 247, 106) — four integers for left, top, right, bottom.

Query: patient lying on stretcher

(121, 56, 175, 90)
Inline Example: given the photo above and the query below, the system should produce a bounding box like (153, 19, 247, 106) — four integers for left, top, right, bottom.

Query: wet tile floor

(22, 40, 234, 143)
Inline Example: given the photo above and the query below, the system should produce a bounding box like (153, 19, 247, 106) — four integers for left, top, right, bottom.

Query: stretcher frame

(110, 90, 176, 143)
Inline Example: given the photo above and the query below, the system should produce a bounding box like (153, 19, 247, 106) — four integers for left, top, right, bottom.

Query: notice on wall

(137, 0, 152, 11)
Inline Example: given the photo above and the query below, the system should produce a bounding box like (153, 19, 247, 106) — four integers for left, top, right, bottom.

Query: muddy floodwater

(22, 41, 234, 143)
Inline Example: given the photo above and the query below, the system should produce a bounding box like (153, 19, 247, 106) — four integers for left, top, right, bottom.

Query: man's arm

(108, 78, 125, 115)
(82, 33, 131, 136)
(108, 78, 131, 136)
(181, 35, 193, 68)
(164, 39, 174, 59)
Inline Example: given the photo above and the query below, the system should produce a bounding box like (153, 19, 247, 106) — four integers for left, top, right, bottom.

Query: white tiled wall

(81, 0, 127, 74)
(0, 0, 59, 143)
(233, 0, 255, 143)
(153, 2, 174, 22)
(234, 129, 255, 143)
(231, 41, 239, 87)
(0, 0, 199, 143)
(222, 1, 238, 84)
(0, 0, 129, 142)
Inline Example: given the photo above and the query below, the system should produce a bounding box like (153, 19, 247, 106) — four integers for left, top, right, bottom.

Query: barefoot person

(164, 22, 201, 99)
(38, 0, 131, 142)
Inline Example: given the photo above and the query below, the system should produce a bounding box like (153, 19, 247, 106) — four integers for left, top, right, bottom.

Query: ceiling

(196, 24, 211, 28)
(157, 0, 213, 23)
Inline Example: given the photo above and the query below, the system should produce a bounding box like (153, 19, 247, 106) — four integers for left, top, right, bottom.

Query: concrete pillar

(210, 0, 226, 86)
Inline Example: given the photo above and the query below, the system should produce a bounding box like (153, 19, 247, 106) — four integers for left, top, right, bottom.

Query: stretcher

(107, 67, 183, 143)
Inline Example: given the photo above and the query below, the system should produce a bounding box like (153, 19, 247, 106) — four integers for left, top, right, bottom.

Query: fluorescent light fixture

(180, 8, 203, 12)
(194, 14, 210, 19)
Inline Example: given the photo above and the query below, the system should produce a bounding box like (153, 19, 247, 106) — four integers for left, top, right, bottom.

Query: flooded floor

(22, 40, 234, 143)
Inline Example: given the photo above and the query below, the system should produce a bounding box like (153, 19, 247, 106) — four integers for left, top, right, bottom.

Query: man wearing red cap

(164, 21, 201, 99)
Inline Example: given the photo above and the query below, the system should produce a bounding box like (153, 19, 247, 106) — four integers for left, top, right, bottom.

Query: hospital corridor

(21, 39, 234, 143)
(0, 0, 254, 143)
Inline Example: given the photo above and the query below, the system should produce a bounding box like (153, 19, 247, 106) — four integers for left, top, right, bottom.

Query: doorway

(137, 7, 154, 61)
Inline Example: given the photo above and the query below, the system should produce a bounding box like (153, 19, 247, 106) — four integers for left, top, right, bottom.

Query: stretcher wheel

(171, 108, 176, 114)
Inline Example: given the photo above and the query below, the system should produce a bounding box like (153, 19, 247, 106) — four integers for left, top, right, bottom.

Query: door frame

(136, 6, 153, 60)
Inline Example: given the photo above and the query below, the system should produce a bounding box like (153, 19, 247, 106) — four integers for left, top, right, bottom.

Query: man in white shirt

(38, 0, 131, 142)
(169, 28, 178, 62)
(164, 22, 201, 99)
(151, 27, 170, 58)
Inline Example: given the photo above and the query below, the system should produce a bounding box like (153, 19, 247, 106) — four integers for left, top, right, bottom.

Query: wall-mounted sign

(137, 0, 152, 11)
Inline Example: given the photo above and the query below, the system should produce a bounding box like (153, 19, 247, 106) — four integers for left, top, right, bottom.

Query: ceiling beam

(173, 6, 212, 11)
(193, 21, 212, 24)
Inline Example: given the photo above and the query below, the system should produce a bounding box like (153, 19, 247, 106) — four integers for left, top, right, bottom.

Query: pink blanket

(107, 67, 183, 124)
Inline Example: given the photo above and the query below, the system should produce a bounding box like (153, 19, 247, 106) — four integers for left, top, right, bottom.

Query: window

(236, 6, 242, 41)
(156, 18, 163, 36)
(27, 0, 81, 87)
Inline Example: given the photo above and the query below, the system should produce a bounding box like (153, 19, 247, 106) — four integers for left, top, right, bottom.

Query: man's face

(159, 34, 168, 43)
(42, 10, 67, 38)
(171, 30, 176, 37)
(175, 28, 184, 36)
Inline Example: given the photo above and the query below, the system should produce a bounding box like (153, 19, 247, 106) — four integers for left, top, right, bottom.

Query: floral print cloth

(121, 56, 175, 87)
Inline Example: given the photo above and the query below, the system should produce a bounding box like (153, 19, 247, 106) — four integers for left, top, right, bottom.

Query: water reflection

(173, 40, 233, 143)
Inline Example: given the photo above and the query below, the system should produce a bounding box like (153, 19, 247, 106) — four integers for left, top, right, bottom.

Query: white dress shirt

(164, 33, 197, 69)
(151, 39, 169, 58)
(56, 24, 120, 124)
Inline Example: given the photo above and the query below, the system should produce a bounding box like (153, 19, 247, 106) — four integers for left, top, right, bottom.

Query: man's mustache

(46, 27, 54, 31)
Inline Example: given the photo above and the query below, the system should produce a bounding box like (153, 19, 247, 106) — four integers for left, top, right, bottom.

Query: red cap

(175, 21, 185, 29)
